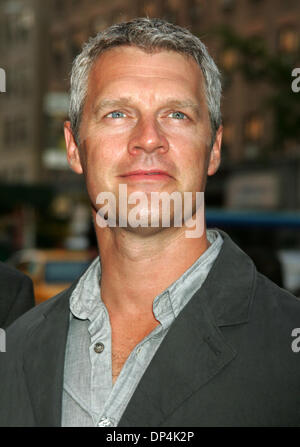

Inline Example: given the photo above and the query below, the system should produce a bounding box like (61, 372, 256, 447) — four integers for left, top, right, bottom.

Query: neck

(92, 210, 210, 317)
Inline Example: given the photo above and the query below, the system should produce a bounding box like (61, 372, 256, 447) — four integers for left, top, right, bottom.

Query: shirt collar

(70, 229, 223, 330)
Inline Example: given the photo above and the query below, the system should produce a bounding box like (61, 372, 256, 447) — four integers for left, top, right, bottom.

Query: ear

(64, 121, 83, 174)
(207, 125, 222, 176)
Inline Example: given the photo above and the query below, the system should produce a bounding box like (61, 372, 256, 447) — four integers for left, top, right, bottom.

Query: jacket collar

(23, 230, 256, 426)
(201, 229, 256, 327)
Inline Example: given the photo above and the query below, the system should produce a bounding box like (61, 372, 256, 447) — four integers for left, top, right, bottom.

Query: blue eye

(169, 111, 186, 120)
(107, 111, 126, 118)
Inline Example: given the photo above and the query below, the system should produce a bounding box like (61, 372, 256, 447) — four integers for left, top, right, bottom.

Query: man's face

(65, 45, 222, 230)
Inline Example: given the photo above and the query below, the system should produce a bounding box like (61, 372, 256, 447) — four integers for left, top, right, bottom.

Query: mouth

(119, 169, 173, 181)
(120, 169, 172, 178)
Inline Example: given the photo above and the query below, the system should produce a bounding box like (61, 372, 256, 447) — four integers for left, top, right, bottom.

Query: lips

(120, 169, 172, 177)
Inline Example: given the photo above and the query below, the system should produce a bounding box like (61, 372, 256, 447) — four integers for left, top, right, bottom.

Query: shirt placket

(96, 293, 173, 427)
(96, 329, 161, 427)
(88, 305, 113, 425)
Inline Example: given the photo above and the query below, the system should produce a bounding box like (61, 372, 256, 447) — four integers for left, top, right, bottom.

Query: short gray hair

(69, 17, 222, 146)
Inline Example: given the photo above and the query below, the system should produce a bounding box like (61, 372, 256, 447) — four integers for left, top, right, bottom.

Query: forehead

(86, 45, 206, 104)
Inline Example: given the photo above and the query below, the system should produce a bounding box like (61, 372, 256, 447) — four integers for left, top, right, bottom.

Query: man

(0, 262, 35, 329)
(0, 18, 300, 427)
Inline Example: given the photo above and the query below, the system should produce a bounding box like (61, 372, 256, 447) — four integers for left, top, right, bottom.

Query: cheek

(83, 131, 125, 171)
(171, 134, 207, 169)
(173, 140, 208, 191)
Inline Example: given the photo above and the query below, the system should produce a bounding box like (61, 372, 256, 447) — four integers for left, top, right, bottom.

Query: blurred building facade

(0, 0, 300, 260)
(0, 0, 47, 183)
(200, 0, 300, 216)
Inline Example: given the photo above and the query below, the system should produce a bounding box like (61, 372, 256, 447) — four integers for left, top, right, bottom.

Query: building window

(71, 31, 85, 59)
(17, 119, 28, 142)
(143, 1, 158, 17)
(20, 69, 31, 98)
(5, 19, 14, 43)
(244, 114, 264, 142)
(51, 39, 66, 77)
(4, 118, 12, 147)
(223, 122, 235, 146)
(278, 27, 299, 54)
(220, 0, 235, 12)
(5, 69, 11, 97)
(16, 7, 34, 42)
(13, 165, 25, 182)
(220, 48, 238, 72)
(167, 0, 181, 7)
(54, 0, 65, 14)
(3, 117, 29, 148)
(0, 19, 5, 50)
(90, 17, 110, 34)
(188, 0, 205, 27)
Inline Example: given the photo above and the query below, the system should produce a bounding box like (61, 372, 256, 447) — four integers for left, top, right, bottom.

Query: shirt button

(98, 417, 114, 427)
(94, 342, 105, 353)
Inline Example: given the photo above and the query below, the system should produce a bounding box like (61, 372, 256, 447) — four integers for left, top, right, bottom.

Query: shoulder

(216, 230, 300, 321)
(244, 272, 300, 367)
(1, 287, 71, 376)
(253, 271, 300, 321)
(0, 286, 71, 384)
(6, 286, 71, 339)
(0, 262, 33, 289)
(0, 262, 35, 328)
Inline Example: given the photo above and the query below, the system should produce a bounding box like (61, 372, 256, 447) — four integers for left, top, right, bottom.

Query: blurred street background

(0, 0, 300, 300)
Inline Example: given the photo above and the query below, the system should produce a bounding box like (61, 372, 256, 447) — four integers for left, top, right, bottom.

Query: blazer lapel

(119, 231, 256, 427)
(119, 287, 236, 427)
(23, 286, 73, 427)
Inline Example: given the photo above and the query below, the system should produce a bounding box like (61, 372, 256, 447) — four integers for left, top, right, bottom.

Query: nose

(127, 116, 169, 156)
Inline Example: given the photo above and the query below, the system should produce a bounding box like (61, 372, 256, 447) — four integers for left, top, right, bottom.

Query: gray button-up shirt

(61, 229, 223, 427)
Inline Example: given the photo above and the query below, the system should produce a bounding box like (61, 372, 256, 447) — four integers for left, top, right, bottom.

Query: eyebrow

(163, 99, 202, 117)
(93, 98, 131, 116)
(93, 97, 202, 117)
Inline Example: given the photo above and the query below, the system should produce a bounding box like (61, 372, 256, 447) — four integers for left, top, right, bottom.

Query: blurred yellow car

(7, 249, 92, 304)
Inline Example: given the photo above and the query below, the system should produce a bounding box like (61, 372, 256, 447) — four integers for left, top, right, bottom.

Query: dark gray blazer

(0, 262, 35, 329)
(0, 231, 300, 427)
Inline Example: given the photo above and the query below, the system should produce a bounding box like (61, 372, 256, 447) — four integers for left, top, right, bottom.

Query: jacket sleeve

(3, 274, 35, 329)
(0, 322, 36, 427)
